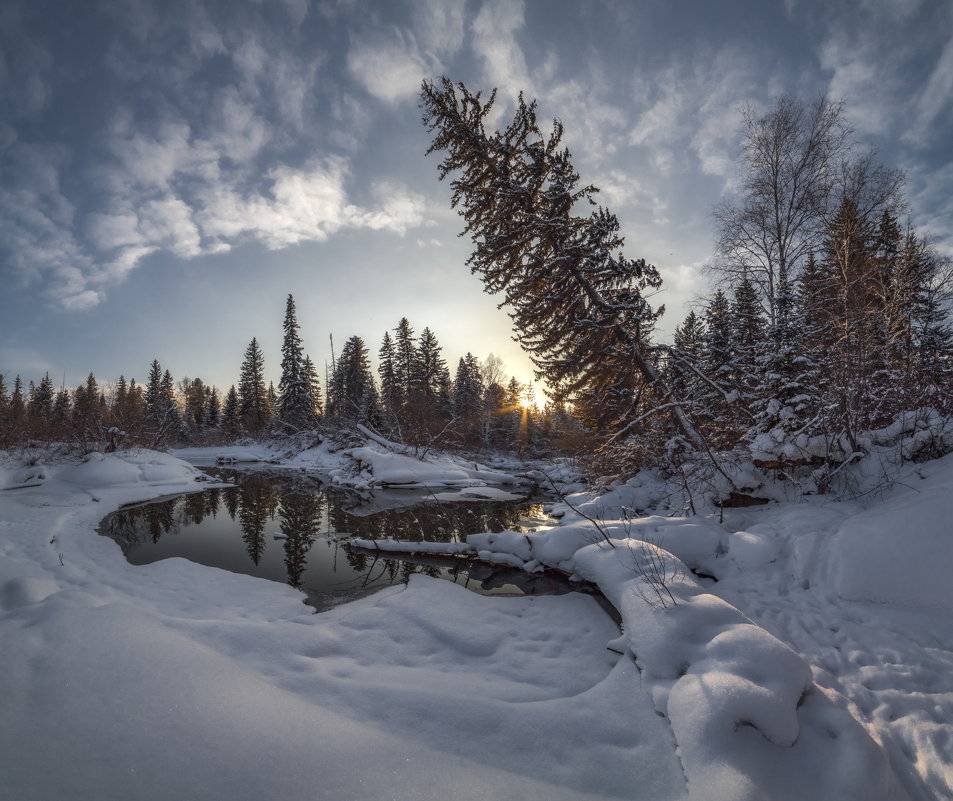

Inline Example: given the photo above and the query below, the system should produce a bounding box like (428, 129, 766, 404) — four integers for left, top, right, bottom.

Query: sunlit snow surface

(0, 447, 951, 799)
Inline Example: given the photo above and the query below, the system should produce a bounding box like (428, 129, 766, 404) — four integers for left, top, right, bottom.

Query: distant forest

(2, 84, 951, 485)
(0, 298, 571, 457)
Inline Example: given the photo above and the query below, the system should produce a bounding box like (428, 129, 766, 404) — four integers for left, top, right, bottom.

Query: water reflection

(99, 469, 566, 611)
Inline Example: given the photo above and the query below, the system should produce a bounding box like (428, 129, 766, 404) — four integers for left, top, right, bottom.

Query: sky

(1, 0, 952, 395)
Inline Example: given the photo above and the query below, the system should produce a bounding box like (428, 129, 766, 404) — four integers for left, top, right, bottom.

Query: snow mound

(726, 530, 779, 570)
(57, 450, 200, 488)
(832, 455, 953, 609)
(1, 576, 60, 610)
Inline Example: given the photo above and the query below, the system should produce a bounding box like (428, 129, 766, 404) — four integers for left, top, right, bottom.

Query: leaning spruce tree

(420, 77, 705, 451)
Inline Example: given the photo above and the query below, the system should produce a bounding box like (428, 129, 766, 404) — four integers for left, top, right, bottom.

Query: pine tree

(238, 338, 270, 434)
(901, 229, 953, 410)
(125, 378, 146, 442)
(114, 375, 128, 420)
(161, 370, 180, 429)
(277, 294, 313, 430)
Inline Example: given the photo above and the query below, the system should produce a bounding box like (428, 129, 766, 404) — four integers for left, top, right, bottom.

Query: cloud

(413, 0, 466, 56)
(198, 161, 427, 249)
(908, 33, 953, 145)
(905, 161, 953, 256)
(627, 48, 753, 180)
(472, 0, 531, 101)
(595, 170, 669, 226)
(0, 5, 54, 118)
(343, 0, 465, 107)
(347, 30, 432, 104)
(87, 212, 141, 252)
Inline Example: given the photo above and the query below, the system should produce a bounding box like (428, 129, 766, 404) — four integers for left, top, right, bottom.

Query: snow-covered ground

(1, 446, 950, 799)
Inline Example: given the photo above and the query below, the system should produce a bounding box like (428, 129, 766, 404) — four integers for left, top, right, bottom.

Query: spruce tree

(52, 388, 72, 439)
(206, 387, 221, 429)
(421, 77, 704, 449)
(222, 385, 241, 437)
(414, 327, 448, 399)
(378, 331, 401, 422)
(393, 318, 417, 401)
(145, 361, 177, 447)
(238, 338, 270, 434)
(0, 374, 10, 447)
(749, 272, 822, 461)
(328, 335, 380, 424)
(28, 373, 55, 435)
(730, 278, 766, 402)
(277, 294, 313, 430)
(453, 353, 485, 442)
(669, 311, 706, 411)
(73, 373, 103, 444)
(8, 376, 26, 441)
(303, 356, 323, 417)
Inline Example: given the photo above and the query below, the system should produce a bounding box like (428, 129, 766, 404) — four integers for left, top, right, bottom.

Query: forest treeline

(0, 295, 581, 457)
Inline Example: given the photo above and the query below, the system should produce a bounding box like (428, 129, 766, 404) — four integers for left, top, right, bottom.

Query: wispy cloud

(347, 29, 433, 104)
(471, 0, 532, 102)
(908, 33, 953, 146)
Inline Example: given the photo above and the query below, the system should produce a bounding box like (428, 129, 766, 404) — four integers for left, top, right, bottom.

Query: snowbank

(830, 452, 953, 609)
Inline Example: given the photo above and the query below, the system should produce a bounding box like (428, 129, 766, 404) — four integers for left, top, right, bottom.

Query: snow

(171, 444, 271, 463)
(344, 446, 519, 488)
(347, 537, 474, 556)
(173, 434, 524, 491)
(2, 445, 952, 799)
(830, 463, 953, 608)
(0, 448, 679, 800)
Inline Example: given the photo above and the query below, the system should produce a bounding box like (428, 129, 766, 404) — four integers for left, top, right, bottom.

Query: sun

(519, 386, 539, 411)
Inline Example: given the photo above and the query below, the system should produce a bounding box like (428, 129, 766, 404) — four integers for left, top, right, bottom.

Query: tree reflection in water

(98, 468, 560, 611)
